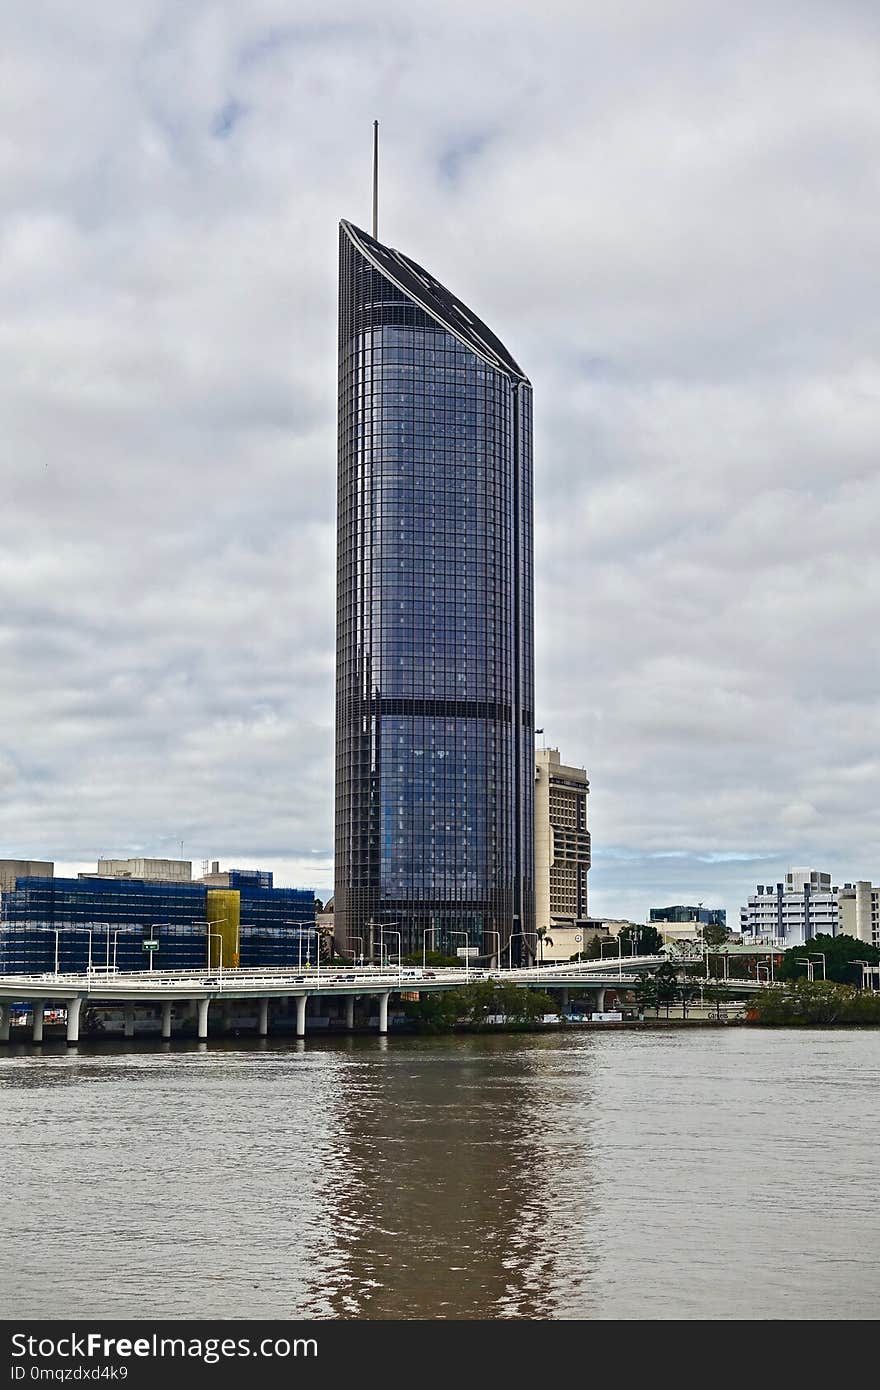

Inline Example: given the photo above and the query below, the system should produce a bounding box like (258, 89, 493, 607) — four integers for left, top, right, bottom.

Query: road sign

(142, 940, 158, 951)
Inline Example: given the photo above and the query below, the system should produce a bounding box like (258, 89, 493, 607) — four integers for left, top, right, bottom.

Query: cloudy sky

(2, 1, 878, 924)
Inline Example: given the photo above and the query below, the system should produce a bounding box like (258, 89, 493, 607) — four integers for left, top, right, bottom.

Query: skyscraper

(335, 219, 534, 962)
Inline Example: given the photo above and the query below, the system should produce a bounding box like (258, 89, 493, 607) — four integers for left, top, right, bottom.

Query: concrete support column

(377, 991, 390, 1035)
(258, 998, 269, 1037)
(32, 1001, 45, 1043)
(161, 1002, 172, 1040)
(66, 997, 82, 1045)
(123, 1005, 135, 1039)
(295, 994, 307, 1038)
(0, 1003, 10, 1042)
(594, 987, 606, 1014)
(345, 995, 355, 1031)
(197, 998, 210, 1040)
(560, 988, 569, 1015)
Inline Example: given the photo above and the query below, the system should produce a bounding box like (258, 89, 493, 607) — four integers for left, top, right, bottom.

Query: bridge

(0, 956, 766, 1044)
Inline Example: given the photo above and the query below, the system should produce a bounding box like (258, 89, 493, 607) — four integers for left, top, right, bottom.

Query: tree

(776, 933, 880, 985)
(678, 976, 700, 1019)
(702, 983, 727, 1021)
(617, 924, 664, 956)
(633, 975, 659, 1018)
(701, 922, 730, 948)
(536, 926, 554, 963)
(654, 962, 679, 1019)
(585, 934, 604, 960)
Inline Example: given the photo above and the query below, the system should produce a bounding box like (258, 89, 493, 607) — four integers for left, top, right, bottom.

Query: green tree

(585, 934, 604, 960)
(654, 962, 679, 1019)
(633, 975, 659, 1018)
(617, 924, 664, 956)
(701, 922, 730, 948)
(678, 975, 701, 1019)
(776, 933, 880, 985)
(401, 951, 461, 968)
(536, 926, 554, 963)
(748, 979, 880, 1026)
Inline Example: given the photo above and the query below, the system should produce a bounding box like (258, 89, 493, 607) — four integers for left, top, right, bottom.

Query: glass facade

(0, 875, 315, 973)
(335, 221, 534, 961)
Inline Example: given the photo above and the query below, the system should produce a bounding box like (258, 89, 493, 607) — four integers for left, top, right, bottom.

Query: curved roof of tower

(341, 219, 529, 382)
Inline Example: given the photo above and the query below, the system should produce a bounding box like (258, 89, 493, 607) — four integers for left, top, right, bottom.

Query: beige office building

(839, 881, 880, 946)
(535, 748, 591, 939)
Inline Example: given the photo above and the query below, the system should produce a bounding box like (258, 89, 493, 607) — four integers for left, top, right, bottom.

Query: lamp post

(485, 929, 502, 971)
(756, 963, 770, 984)
(207, 931, 224, 981)
(851, 959, 868, 991)
(808, 952, 826, 981)
(422, 926, 436, 972)
(795, 957, 814, 982)
(380, 928, 402, 987)
(506, 931, 534, 971)
(600, 936, 623, 980)
(349, 935, 364, 967)
(54, 929, 61, 977)
(451, 931, 471, 983)
(146, 923, 166, 973)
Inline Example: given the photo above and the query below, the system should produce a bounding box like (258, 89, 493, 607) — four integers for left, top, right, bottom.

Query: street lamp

(850, 959, 869, 991)
(808, 952, 826, 981)
(756, 963, 771, 984)
(207, 931, 224, 983)
(600, 936, 623, 980)
(422, 926, 436, 972)
(451, 932, 471, 983)
(380, 928, 402, 987)
(506, 931, 534, 971)
(347, 935, 364, 967)
(485, 929, 502, 970)
(54, 929, 61, 977)
(795, 958, 814, 982)
(144, 923, 167, 973)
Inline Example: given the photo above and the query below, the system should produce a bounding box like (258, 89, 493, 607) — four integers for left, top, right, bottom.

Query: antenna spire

(372, 119, 379, 239)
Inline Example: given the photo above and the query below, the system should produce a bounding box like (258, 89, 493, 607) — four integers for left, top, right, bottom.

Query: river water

(2, 1028, 878, 1320)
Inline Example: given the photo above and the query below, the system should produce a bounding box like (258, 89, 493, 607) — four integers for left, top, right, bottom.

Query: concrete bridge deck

(0, 956, 765, 1044)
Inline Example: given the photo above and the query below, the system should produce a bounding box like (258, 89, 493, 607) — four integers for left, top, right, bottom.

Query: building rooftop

(341, 219, 529, 382)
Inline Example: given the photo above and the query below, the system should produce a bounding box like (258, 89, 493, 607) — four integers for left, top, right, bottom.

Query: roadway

(0, 955, 767, 1044)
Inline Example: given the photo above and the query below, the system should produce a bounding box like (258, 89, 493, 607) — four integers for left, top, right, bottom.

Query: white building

(839, 882, 880, 947)
(740, 868, 839, 947)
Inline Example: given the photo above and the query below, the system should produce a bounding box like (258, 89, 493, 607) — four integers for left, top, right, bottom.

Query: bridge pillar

(345, 995, 355, 1031)
(123, 1006, 135, 1039)
(258, 998, 269, 1037)
(560, 988, 569, 1015)
(32, 1001, 45, 1043)
(161, 1002, 173, 1040)
(295, 994, 307, 1038)
(196, 998, 210, 1040)
(0, 1003, 10, 1042)
(66, 997, 82, 1044)
(377, 991, 390, 1035)
(594, 987, 606, 1014)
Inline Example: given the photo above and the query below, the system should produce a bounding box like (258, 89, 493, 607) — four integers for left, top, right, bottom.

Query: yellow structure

(206, 889, 241, 968)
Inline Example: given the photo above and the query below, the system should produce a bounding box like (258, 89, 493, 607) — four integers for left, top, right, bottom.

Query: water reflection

(306, 1033, 602, 1319)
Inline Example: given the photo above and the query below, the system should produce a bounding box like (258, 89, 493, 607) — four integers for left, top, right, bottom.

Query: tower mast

(372, 119, 379, 239)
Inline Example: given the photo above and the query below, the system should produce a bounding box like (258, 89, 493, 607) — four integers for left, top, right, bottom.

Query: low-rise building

(0, 859, 315, 974)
